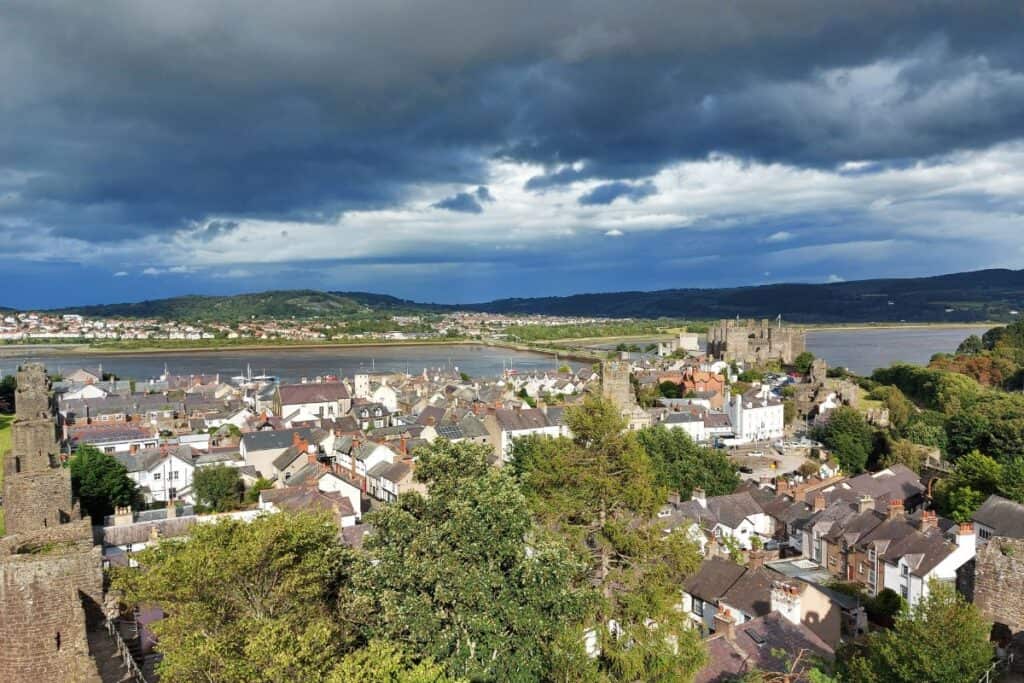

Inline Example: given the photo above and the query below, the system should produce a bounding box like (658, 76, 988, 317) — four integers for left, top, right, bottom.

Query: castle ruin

(706, 318, 805, 366)
(0, 364, 107, 682)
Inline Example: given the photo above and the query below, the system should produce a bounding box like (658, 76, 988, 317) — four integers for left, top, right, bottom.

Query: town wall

(0, 544, 103, 682)
(974, 537, 1024, 634)
(0, 363, 106, 682)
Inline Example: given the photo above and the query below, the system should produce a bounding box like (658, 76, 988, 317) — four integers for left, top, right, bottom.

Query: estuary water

(0, 325, 995, 381)
(0, 344, 579, 383)
(805, 326, 992, 375)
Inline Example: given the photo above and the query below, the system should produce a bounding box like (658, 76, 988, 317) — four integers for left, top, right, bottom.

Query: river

(0, 344, 581, 383)
(0, 326, 995, 381)
(805, 326, 992, 375)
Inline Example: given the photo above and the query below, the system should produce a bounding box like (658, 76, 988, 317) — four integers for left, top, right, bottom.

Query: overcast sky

(2, 1, 1024, 308)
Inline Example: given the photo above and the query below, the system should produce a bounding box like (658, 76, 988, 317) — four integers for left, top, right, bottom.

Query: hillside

(14, 268, 1024, 322)
(55, 290, 432, 321)
(462, 269, 1024, 322)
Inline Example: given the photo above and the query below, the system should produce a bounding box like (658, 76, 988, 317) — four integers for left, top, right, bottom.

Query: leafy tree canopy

(843, 580, 992, 683)
(193, 464, 244, 512)
(69, 444, 137, 522)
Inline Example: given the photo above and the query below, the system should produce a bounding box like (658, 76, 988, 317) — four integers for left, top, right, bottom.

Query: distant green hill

(54, 290, 433, 321)
(12, 268, 1024, 322)
(462, 269, 1024, 323)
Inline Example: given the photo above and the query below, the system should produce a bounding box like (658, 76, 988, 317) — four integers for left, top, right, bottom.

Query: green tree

(357, 439, 593, 681)
(514, 395, 707, 682)
(193, 465, 244, 512)
(1000, 456, 1024, 504)
(935, 450, 1003, 521)
(956, 334, 984, 355)
(844, 580, 992, 683)
(793, 351, 816, 374)
(658, 380, 681, 399)
(69, 445, 137, 523)
(0, 374, 16, 413)
(244, 476, 275, 503)
(328, 640, 462, 683)
(112, 513, 354, 683)
(634, 425, 739, 497)
(814, 407, 874, 474)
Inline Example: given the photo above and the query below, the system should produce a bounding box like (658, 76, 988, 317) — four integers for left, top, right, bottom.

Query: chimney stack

(713, 608, 735, 639)
(776, 477, 790, 496)
(919, 510, 937, 532)
(114, 506, 134, 527)
(748, 548, 765, 570)
(958, 522, 974, 536)
(667, 491, 681, 505)
(813, 493, 826, 512)
(857, 495, 875, 514)
(692, 487, 707, 508)
(888, 499, 905, 520)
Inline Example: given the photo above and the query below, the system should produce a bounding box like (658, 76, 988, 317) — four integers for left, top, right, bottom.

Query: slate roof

(241, 427, 313, 452)
(271, 446, 302, 472)
(879, 526, 957, 576)
(495, 407, 551, 431)
(416, 405, 446, 426)
(261, 487, 355, 517)
(843, 465, 925, 505)
(973, 494, 1024, 539)
(720, 568, 776, 618)
(277, 382, 350, 405)
(683, 557, 748, 603)
(458, 414, 489, 439)
(695, 612, 834, 683)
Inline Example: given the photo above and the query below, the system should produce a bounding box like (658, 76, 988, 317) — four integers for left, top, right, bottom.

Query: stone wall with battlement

(707, 318, 805, 365)
(3, 451, 77, 536)
(975, 537, 1024, 634)
(0, 363, 106, 683)
(0, 546, 103, 682)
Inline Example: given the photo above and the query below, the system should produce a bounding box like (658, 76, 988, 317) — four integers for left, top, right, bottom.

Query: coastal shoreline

(0, 339, 601, 365)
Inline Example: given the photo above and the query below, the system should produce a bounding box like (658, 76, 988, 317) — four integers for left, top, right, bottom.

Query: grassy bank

(0, 414, 11, 536)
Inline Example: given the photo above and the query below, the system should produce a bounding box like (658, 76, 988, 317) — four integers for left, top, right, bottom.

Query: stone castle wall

(601, 361, 634, 412)
(1, 468, 79, 538)
(707, 318, 805, 365)
(975, 537, 1024, 634)
(0, 544, 103, 682)
(0, 363, 105, 683)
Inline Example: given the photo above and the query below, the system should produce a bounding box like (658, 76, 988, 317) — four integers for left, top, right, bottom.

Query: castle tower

(1, 363, 105, 682)
(601, 360, 634, 413)
(2, 364, 78, 535)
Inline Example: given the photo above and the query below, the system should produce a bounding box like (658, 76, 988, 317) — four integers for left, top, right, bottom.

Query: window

(868, 548, 876, 563)
(173, 471, 179, 480)
(692, 598, 704, 617)
(859, 562, 866, 575)
(979, 527, 992, 540)
(901, 565, 909, 578)
(153, 472, 161, 480)
(900, 585, 908, 599)
(105, 446, 115, 453)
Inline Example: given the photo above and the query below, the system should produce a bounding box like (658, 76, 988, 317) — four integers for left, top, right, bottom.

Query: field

(0, 414, 10, 535)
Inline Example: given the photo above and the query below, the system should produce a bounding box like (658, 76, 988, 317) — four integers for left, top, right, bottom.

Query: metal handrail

(104, 617, 150, 683)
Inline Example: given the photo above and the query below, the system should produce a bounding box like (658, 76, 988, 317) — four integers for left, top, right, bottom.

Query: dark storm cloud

(0, 0, 1022, 243)
(433, 192, 484, 214)
(192, 220, 240, 241)
(578, 180, 656, 205)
